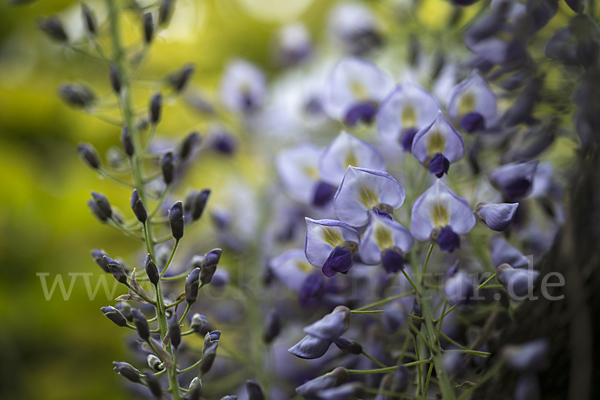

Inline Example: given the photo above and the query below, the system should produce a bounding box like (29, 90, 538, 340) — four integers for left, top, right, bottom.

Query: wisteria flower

(334, 167, 405, 226)
(327, 2, 382, 56)
(411, 111, 465, 178)
(273, 23, 312, 67)
(447, 71, 497, 133)
(475, 202, 519, 231)
(497, 263, 540, 297)
(319, 131, 385, 186)
(378, 82, 441, 151)
(276, 144, 336, 206)
(359, 211, 414, 274)
(491, 236, 530, 268)
(305, 218, 360, 277)
(269, 249, 315, 293)
(410, 180, 476, 252)
(322, 57, 394, 125)
(489, 160, 538, 200)
(220, 59, 266, 113)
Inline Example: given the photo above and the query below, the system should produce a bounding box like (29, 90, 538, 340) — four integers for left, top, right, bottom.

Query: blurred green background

(0, 0, 340, 398)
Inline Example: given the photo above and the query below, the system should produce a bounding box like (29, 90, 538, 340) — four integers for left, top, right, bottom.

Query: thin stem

(421, 244, 434, 286)
(414, 335, 422, 394)
(108, 218, 144, 241)
(436, 301, 448, 343)
(98, 169, 134, 188)
(354, 291, 415, 311)
(402, 269, 421, 296)
(435, 304, 457, 325)
(424, 362, 435, 398)
(160, 239, 180, 278)
(346, 359, 431, 375)
(178, 358, 202, 374)
(148, 184, 170, 219)
(477, 274, 496, 291)
(351, 310, 384, 315)
(178, 303, 191, 326)
(444, 349, 490, 357)
(361, 350, 387, 368)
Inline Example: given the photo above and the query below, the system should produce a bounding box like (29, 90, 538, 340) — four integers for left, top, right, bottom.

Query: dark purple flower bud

(400, 127, 418, 152)
(144, 372, 162, 398)
(263, 308, 282, 344)
(150, 93, 162, 124)
(185, 268, 200, 304)
(391, 366, 410, 392)
(460, 112, 485, 133)
(299, 272, 325, 307)
(288, 334, 332, 359)
(192, 189, 210, 220)
(145, 254, 159, 285)
(476, 203, 519, 231)
(147, 354, 163, 371)
(169, 315, 181, 348)
(160, 151, 174, 185)
(502, 339, 549, 373)
(429, 153, 450, 178)
(131, 189, 147, 223)
(109, 63, 122, 94)
(91, 250, 110, 272)
(179, 131, 201, 161)
(322, 246, 353, 278)
(61, 84, 95, 108)
(101, 306, 127, 327)
(190, 313, 208, 333)
(38, 16, 68, 42)
(312, 181, 337, 207)
(120, 126, 134, 157)
(169, 201, 185, 240)
(437, 226, 461, 252)
(143, 13, 154, 43)
(452, 0, 479, 5)
(158, 0, 175, 26)
(496, 263, 540, 297)
(113, 362, 141, 383)
(116, 302, 134, 322)
(132, 309, 150, 340)
(317, 382, 364, 400)
(201, 248, 221, 285)
(81, 4, 97, 35)
(203, 330, 221, 352)
(296, 367, 349, 397)
(304, 306, 351, 340)
(514, 374, 540, 400)
(444, 271, 474, 306)
(211, 131, 237, 155)
(187, 378, 202, 400)
(199, 346, 217, 376)
(246, 380, 265, 400)
(91, 192, 112, 221)
(167, 64, 195, 92)
(78, 143, 100, 169)
(333, 337, 362, 354)
(344, 101, 378, 126)
(381, 248, 405, 274)
(382, 301, 406, 333)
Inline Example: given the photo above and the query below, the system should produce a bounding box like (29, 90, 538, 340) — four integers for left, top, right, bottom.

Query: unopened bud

(38, 16, 68, 42)
(113, 362, 141, 383)
(116, 302, 134, 322)
(179, 131, 201, 161)
(78, 143, 100, 169)
(120, 126, 134, 157)
(263, 308, 282, 344)
(169, 201, 185, 240)
(187, 377, 202, 400)
(167, 64, 194, 92)
(81, 3, 97, 35)
(131, 189, 147, 223)
(161, 151, 174, 185)
(104, 256, 127, 284)
(132, 309, 150, 341)
(199, 345, 217, 376)
(201, 248, 221, 285)
(143, 12, 154, 43)
(169, 315, 181, 348)
(91, 249, 110, 272)
(192, 189, 210, 221)
(91, 192, 112, 221)
(246, 380, 265, 400)
(144, 372, 162, 398)
(185, 268, 200, 304)
(109, 63, 122, 94)
(147, 354, 163, 371)
(150, 93, 162, 124)
(101, 306, 127, 327)
(60, 84, 95, 108)
(190, 313, 208, 333)
(145, 254, 159, 285)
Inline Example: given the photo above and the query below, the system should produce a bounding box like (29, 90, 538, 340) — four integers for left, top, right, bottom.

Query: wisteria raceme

(28, 0, 590, 398)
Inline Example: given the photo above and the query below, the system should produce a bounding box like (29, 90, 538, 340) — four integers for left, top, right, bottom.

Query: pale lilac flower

(334, 167, 406, 226)
(319, 131, 385, 186)
(269, 249, 314, 293)
(475, 202, 519, 231)
(491, 236, 529, 268)
(410, 180, 476, 252)
(359, 211, 414, 273)
(327, 2, 382, 56)
(322, 57, 394, 125)
(411, 111, 465, 178)
(489, 160, 538, 200)
(378, 82, 441, 151)
(496, 263, 539, 297)
(447, 71, 497, 133)
(304, 218, 360, 277)
(220, 59, 266, 113)
(273, 23, 312, 67)
(443, 270, 475, 306)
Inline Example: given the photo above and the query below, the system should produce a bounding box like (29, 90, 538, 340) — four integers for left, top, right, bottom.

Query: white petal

(276, 144, 323, 204)
(411, 111, 465, 164)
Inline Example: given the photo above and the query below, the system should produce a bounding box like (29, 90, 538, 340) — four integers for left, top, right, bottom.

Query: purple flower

(491, 237, 529, 268)
(334, 167, 405, 227)
(319, 131, 385, 186)
(296, 367, 349, 398)
(496, 263, 539, 297)
(411, 111, 465, 178)
(359, 211, 414, 273)
(220, 59, 266, 113)
(304, 306, 351, 340)
(305, 218, 360, 277)
(274, 23, 312, 67)
(410, 180, 476, 252)
(475, 202, 519, 231)
(443, 270, 475, 306)
(322, 57, 393, 125)
(447, 71, 497, 133)
(489, 160, 538, 200)
(288, 334, 333, 359)
(299, 272, 326, 307)
(276, 144, 324, 205)
(327, 2, 382, 56)
(378, 82, 441, 150)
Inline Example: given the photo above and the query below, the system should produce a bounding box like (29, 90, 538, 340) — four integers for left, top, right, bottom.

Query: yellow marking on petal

(374, 225, 394, 249)
(359, 185, 379, 209)
(426, 130, 446, 155)
(303, 165, 320, 180)
(431, 201, 450, 228)
(297, 261, 315, 273)
(401, 105, 417, 127)
(345, 149, 358, 169)
(351, 81, 369, 100)
(322, 227, 344, 247)
(458, 92, 475, 116)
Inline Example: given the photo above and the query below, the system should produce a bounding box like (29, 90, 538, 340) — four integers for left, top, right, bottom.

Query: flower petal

(220, 59, 266, 113)
(304, 218, 360, 267)
(411, 111, 465, 165)
(270, 249, 314, 292)
(276, 144, 323, 204)
(359, 211, 414, 264)
(288, 334, 332, 359)
(477, 202, 519, 231)
(447, 70, 497, 124)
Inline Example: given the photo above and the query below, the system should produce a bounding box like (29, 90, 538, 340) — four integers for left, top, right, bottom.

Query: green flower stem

(402, 270, 421, 296)
(178, 303, 191, 326)
(108, 218, 144, 241)
(351, 310, 384, 315)
(477, 273, 497, 290)
(353, 291, 416, 312)
(177, 358, 202, 374)
(413, 335, 422, 394)
(456, 360, 503, 400)
(421, 244, 434, 286)
(348, 359, 432, 375)
(423, 362, 435, 398)
(436, 301, 448, 343)
(160, 239, 180, 278)
(361, 350, 387, 368)
(147, 184, 170, 219)
(106, 1, 179, 398)
(98, 169, 134, 187)
(444, 349, 490, 357)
